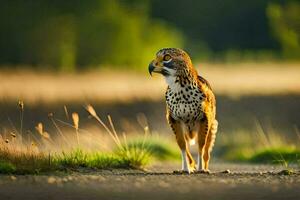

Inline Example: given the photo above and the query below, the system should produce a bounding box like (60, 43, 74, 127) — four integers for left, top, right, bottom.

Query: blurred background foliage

(0, 0, 299, 70)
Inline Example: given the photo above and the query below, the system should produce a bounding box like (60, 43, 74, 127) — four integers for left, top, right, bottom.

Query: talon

(189, 167, 196, 174)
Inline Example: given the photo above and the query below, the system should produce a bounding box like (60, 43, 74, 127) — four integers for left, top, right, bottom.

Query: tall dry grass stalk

(254, 120, 286, 165)
(0, 100, 157, 172)
(18, 100, 24, 143)
(27, 130, 43, 147)
(294, 126, 300, 142)
(136, 113, 150, 148)
(10, 132, 16, 138)
(85, 104, 121, 147)
(84, 104, 153, 168)
(107, 115, 121, 146)
(72, 112, 80, 146)
(35, 122, 51, 141)
(64, 105, 69, 120)
(48, 113, 69, 146)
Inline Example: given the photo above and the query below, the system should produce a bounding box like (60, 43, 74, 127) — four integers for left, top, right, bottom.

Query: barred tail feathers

(208, 119, 218, 152)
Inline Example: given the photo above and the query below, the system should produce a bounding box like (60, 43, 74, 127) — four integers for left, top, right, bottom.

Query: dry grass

(0, 100, 299, 174)
(0, 103, 178, 174)
(201, 62, 300, 96)
(0, 62, 299, 104)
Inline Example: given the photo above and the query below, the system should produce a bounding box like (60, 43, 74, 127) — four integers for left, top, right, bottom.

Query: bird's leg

(186, 132, 197, 172)
(172, 122, 191, 174)
(176, 131, 190, 173)
(203, 132, 213, 171)
(197, 152, 202, 171)
(186, 143, 196, 172)
(180, 149, 189, 172)
(197, 116, 210, 173)
(168, 113, 195, 174)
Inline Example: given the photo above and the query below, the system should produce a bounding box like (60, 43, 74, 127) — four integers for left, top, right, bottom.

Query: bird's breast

(165, 85, 204, 123)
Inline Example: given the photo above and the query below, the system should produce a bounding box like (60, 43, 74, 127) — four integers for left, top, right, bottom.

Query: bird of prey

(148, 48, 218, 174)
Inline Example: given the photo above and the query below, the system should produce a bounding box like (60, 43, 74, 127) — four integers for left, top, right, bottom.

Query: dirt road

(0, 163, 299, 200)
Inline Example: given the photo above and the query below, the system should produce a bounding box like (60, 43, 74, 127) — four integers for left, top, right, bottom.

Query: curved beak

(148, 62, 155, 76)
(148, 61, 163, 76)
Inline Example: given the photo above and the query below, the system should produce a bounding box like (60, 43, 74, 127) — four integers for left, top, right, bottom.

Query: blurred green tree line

(0, 0, 299, 70)
(150, 0, 300, 62)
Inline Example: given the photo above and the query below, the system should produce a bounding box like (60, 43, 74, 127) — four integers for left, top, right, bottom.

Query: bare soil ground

(1, 163, 299, 200)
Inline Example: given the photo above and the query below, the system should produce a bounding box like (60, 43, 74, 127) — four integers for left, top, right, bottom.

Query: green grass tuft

(223, 146, 300, 165)
(56, 149, 138, 169)
(217, 127, 300, 166)
(0, 148, 54, 174)
(115, 147, 151, 169)
(56, 137, 181, 171)
(249, 148, 300, 164)
(124, 138, 180, 161)
(0, 146, 154, 174)
(0, 134, 181, 174)
(0, 161, 16, 174)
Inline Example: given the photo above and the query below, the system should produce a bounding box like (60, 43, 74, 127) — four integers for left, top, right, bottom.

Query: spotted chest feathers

(165, 75, 205, 125)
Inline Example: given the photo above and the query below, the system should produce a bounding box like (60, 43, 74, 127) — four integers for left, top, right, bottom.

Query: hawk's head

(148, 48, 193, 77)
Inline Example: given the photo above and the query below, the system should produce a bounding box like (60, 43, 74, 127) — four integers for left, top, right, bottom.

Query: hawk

(148, 48, 218, 174)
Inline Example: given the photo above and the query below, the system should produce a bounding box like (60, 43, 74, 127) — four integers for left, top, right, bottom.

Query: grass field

(0, 103, 180, 174)
(0, 62, 299, 104)
(0, 63, 300, 174)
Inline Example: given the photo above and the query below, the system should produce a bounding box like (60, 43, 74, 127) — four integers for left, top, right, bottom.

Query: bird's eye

(163, 54, 171, 61)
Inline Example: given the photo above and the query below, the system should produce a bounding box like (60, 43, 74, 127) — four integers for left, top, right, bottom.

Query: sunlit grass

(0, 161, 16, 174)
(249, 148, 300, 164)
(1, 97, 300, 175)
(0, 136, 155, 174)
(55, 149, 142, 170)
(124, 137, 180, 161)
(0, 103, 178, 174)
(0, 147, 151, 174)
(0, 145, 54, 174)
(218, 121, 300, 165)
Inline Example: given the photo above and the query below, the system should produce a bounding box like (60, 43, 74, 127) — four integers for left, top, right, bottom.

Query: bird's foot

(189, 167, 196, 174)
(189, 163, 196, 173)
(195, 169, 211, 174)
